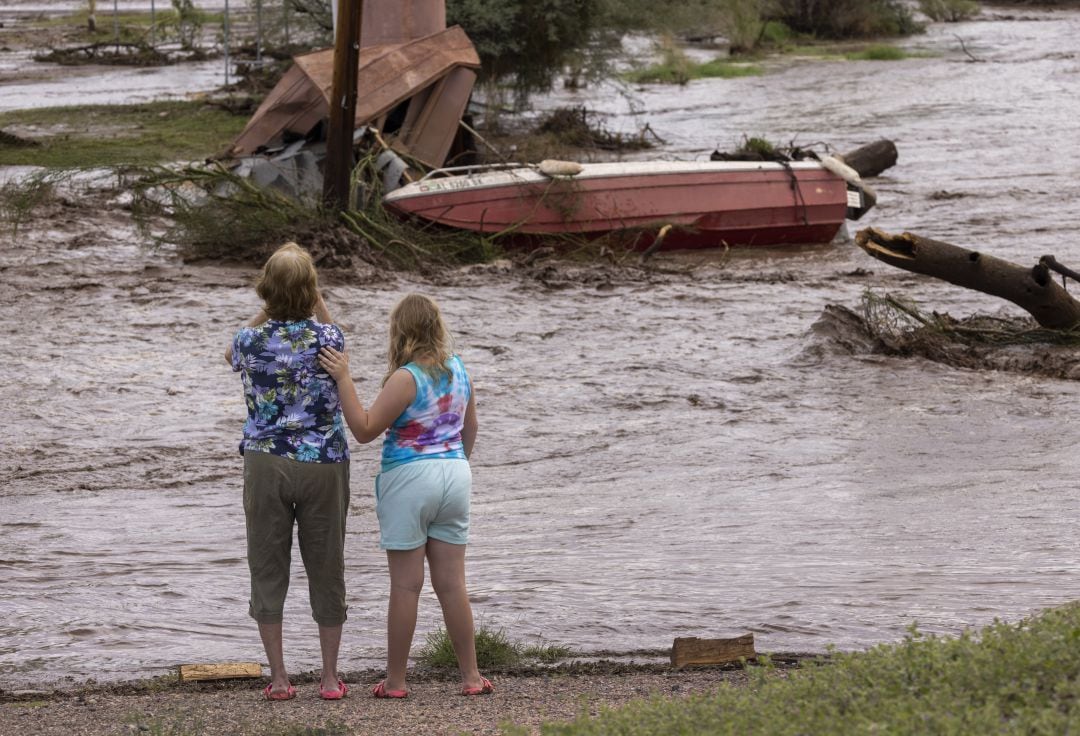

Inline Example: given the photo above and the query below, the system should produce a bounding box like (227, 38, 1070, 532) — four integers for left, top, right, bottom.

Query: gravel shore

(0, 663, 766, 736)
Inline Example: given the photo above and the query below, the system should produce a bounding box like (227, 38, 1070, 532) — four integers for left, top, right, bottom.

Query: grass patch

(626, 58, 762, 84)
(516, 603, 1080, 735)
(417, 624, 575, 669)
(0, 101, 248, 168)
(845, 43, 909, 61)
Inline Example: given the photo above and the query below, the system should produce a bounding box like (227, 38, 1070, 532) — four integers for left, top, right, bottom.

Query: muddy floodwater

(3, 9, 1080, 688)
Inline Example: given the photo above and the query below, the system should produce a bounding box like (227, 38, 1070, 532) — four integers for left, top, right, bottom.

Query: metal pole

(149, 0, 155, 47)
(322, 0, 362, 210)
(223, 0, 230, 86)
(283, 0, 289, 47)
(255, 0, 262, 65)
(112, 0, 119, 51)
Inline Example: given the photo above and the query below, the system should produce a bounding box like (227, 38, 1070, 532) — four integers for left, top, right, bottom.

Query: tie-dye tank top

(381, 355, 471, 472)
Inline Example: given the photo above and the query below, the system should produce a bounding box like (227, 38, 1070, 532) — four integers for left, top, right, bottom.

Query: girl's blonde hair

(385, 293, 453, 384)
(256, 242, 319, 321)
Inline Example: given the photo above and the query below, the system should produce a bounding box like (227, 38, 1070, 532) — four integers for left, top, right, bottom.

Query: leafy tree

(446, 0, 600, 97)
(767, 0, 923, 38)
(919, 0, 980, 22)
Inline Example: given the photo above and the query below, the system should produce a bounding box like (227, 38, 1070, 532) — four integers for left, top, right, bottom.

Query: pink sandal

(372, 680, 408, 699)
(461, 677, 494, 696)
(319, 679, 349, 700)
(263, 683, 297, 701)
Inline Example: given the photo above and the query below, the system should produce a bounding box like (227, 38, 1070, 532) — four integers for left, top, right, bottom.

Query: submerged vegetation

(128, 155, 500, 270)
(515, 603, 1080, 735)
(625, 36, 762, 85)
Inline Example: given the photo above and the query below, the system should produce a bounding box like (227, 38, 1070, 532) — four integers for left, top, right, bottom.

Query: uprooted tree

(855, 227, 1080, 330)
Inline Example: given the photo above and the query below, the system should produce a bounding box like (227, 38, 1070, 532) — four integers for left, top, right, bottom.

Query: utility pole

(322, 0, 363, 211)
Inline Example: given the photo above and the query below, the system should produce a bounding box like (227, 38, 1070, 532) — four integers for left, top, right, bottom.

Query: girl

(318, 293, 492, 698)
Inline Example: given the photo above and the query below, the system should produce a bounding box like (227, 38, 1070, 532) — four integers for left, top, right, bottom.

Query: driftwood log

(839, 140, 898, 178)
(855, 227, 1080, 329)
(671, 634, 756, 668)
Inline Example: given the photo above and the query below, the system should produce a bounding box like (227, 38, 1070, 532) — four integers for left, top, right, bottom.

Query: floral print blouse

(231, 319, 349, 463)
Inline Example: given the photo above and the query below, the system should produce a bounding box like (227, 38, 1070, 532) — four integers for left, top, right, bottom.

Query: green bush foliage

(447, 0, 599, 95)
(769, 0, 924, 38)
(519, 603, 1080, 735)
(919, 0, 981, 22)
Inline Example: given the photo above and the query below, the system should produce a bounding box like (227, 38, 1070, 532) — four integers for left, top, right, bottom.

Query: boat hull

(383, 161, 856, 249)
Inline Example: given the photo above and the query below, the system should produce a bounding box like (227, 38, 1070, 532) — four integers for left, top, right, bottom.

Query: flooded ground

(3, 8, 1080, 688)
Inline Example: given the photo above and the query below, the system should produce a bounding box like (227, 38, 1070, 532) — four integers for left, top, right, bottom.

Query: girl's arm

(461, 391, 478, 459)
(319, 346, 414, 443)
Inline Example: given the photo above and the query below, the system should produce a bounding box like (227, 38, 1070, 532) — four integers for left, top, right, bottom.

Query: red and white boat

(382, 158, 875, 250)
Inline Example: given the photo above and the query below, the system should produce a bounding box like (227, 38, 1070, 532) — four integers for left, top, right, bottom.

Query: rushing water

(3, 9, 1080, 688)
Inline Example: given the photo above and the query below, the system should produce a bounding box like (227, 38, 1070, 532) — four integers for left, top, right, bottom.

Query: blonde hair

(256, 242, 319, 322)
(385, 293, 453, 384)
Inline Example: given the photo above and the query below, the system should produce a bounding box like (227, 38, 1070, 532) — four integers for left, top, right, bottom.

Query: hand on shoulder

(319, 347, 350, 382)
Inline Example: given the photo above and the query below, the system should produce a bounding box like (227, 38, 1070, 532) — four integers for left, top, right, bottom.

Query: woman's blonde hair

(385, 293, 453, 384)
(256, 242, 319, 321)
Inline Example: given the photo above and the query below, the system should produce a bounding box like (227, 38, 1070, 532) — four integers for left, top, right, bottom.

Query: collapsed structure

(227, 0, 478, 198)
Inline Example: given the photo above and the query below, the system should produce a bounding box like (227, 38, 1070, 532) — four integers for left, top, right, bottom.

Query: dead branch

(953, 34, 984, 63)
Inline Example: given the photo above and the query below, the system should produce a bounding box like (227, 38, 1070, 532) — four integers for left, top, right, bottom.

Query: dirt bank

(0, 661, 783, 736)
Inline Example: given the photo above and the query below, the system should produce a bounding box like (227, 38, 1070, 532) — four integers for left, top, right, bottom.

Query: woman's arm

(319, 347, 414, 443)
(461, 391, 478, 459)
(224, 309, 270, 365)
(314, 292, 332, 324)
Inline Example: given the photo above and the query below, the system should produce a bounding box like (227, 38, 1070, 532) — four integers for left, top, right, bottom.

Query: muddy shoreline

(0, 655, 812, 736)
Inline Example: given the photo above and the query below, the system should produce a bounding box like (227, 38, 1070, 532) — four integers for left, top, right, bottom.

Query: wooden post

(323, 0, 363, 211)
(671, 634, 756, 668)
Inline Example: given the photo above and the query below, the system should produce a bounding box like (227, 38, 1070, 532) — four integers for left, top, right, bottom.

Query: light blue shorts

(375, 459, 471, 550)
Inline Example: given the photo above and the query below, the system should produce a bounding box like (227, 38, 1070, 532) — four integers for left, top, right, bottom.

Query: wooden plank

(177, 662, 263, 682)
(671, 634, 755, 668)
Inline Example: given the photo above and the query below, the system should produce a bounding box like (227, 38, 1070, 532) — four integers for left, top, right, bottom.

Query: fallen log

(839, 139, 898, 178)
(671, 634, 756, 668)
(855, 227, 1080, 329)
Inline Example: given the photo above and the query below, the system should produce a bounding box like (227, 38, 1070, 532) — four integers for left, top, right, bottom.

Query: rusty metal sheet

(392, 66, 477, 169)
(230, 26, 479, 158)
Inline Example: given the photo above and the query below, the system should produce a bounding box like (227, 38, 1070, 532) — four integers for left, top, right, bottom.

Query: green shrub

(768, 0, 924, 38)
(759, 20, 792, 46)
(521, 603, 1080, 735)
(919, 0, 981, 22)
(738, 136, 777, 157)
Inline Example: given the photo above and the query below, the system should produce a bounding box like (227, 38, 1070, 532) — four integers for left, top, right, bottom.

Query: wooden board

(177, 662, 263, 682)
(671, 634, 756, 668)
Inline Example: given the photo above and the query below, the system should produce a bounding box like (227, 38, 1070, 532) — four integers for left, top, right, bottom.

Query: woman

(225, 242, 351, 701)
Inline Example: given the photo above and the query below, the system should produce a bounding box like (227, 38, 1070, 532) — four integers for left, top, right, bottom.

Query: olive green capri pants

(243, 451, 350, 626)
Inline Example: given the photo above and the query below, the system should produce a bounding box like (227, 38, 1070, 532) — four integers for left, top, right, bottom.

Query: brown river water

(3, 8, 1080, 688)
